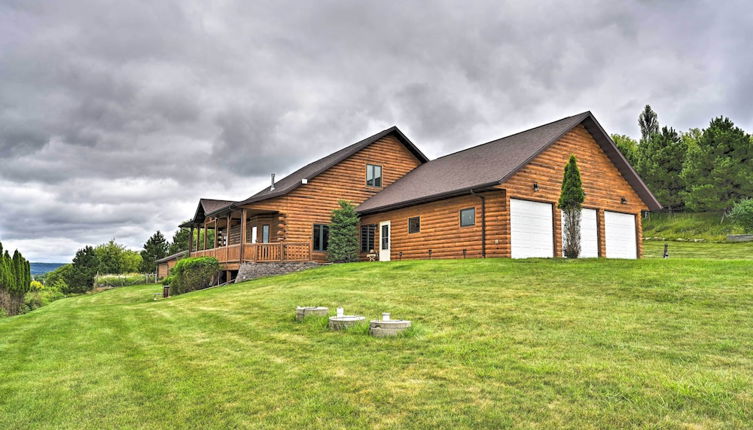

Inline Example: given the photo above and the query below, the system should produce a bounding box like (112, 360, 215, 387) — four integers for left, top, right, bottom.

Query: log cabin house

(172, 112, 661, 280)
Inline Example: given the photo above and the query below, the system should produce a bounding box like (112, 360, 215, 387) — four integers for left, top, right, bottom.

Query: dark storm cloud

(0, 0, 751, 261)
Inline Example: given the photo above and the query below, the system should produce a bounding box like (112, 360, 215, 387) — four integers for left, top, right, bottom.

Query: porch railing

(191, 242, 310, 263)
(243, 242, 311, 262)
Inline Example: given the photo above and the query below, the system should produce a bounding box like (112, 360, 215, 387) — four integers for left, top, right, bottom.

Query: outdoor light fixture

(533, 183, 540, 192)
(621, 197, 628, 204)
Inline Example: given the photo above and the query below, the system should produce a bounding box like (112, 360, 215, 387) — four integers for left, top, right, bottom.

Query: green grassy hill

(643, 240, 753, 259)
(643, 211, 743, 242)
(2, 259, 752, 429)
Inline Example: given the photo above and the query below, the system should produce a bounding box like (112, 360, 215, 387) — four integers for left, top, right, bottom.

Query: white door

(510, 199, 554, 258)
(379, 221, 391, 261)
(561, 208, 599, 258)
(604, 211, 637, 259)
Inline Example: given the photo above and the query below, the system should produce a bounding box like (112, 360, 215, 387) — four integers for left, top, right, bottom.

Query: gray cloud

(1, 0, 752, 261)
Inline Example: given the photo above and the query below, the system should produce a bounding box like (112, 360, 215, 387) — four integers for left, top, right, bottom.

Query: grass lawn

(644, 240, 753, 259)
(643, 211, 743, 242)
(2, 259, 753, 429)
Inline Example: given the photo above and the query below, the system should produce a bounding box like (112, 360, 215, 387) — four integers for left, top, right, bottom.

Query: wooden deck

(191, 242, 312, 264)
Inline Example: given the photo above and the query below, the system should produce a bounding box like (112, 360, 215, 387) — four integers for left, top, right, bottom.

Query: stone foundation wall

(235, 261, 321, 283)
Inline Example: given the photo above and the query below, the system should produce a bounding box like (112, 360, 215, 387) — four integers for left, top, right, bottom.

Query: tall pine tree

(67, 246, 99, 293)
(636, 126, 688, 211)
(140, 231, 169, 273)
(638, 105, 659, 143)
(168, 226, 191, 255)
(681, 117, 753, 211)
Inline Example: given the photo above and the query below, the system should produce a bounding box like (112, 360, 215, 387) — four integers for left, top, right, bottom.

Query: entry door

(379, 221, 391, 261)
(561, 208, 599, 258)
(510, 198, 554, 258)
(604, 211, 637, 259)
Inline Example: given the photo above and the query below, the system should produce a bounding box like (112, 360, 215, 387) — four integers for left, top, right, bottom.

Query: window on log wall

(366, 164, 382, 187)
(313, 224, 329, 251)
(361, 224, 376, 252)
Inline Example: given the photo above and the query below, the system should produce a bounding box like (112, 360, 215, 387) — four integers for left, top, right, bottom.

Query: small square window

(366, 164, 382, 187)
(408, 216, 420, 233)
(460, 208, 475, 227)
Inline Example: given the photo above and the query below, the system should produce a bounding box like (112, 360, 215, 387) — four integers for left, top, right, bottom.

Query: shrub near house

(168, 257, 219, 295)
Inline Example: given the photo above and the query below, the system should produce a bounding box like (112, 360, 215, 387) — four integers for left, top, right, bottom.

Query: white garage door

(511, 199, 554, 258)
(561, 208, 599, 258)
(605, 211, 637, 259)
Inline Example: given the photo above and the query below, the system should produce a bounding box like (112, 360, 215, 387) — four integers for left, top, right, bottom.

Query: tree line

(611, 105, 753, 213)
(43, 226, 201, 294)
(0, 242, 32, 316)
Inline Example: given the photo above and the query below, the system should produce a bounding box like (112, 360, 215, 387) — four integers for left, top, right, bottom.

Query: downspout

(471, 190, 487, 258)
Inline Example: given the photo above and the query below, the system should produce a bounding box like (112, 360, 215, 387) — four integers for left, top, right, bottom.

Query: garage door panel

(511, 199, 554, 259)
(561, 208, 598, 258)
(605, 211, 637, 259)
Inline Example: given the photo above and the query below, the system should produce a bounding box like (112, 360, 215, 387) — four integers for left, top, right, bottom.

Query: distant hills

(30, 262, 65, 276)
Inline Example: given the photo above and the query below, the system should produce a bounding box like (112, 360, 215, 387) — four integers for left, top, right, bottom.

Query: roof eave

(357, 181, 501, 215)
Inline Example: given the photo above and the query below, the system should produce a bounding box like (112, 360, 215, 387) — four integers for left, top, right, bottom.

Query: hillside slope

(1, 259, 752, 429)
(643, 211, 743, 241)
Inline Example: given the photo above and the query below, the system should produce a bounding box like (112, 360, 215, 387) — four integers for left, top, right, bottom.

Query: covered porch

(186, 207, 312, 265)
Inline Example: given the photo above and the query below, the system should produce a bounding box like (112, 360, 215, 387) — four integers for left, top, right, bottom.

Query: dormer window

(366, 164, 382, 187)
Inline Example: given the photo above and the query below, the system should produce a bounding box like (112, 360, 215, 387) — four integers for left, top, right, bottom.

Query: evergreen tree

(681, 117, 753, 211)
(67, 246, 99, 293)
(168, 227, 191, 255)
(611, 134, 639, 166)
(558, 155, 586, 258)
(327, 200, 360, 263)
(638, 105, 659, 143)
(0, 243, 6, 292)
(140, 231, 169, 273)
(636, 126, 688, 211)
(0, 242, 32, 316)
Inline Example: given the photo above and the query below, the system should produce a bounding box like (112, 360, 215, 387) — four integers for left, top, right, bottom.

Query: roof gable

(357, 112, 661, 213)
(184, 198, 235, 225)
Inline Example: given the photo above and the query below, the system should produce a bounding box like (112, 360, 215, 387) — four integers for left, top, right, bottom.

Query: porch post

(203, 221, 208, 251)
(226, 213, 231, 262)
(240, 208, 247, 262)
(226, 214, 231, 248)
(188, 226, 194, 256)
(214, 218, 218, 248)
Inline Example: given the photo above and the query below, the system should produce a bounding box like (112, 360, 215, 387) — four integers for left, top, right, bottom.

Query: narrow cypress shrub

(558, 155, 586, 258)
(0, 242, 32, 316)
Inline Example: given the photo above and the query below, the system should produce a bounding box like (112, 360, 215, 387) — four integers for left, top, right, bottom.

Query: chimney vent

(270, 173, 276, 191)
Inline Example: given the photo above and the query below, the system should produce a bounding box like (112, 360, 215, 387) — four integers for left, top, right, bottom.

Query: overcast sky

(1, 1, 752, 262)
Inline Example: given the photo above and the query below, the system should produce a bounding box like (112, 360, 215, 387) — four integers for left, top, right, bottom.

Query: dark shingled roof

(205, 126, 428, 216)
(358, 112, 662, 214)
(182, 198, 236, 226)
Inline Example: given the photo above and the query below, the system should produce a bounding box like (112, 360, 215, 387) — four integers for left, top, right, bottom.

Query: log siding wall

(360, 191, 506, 260)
